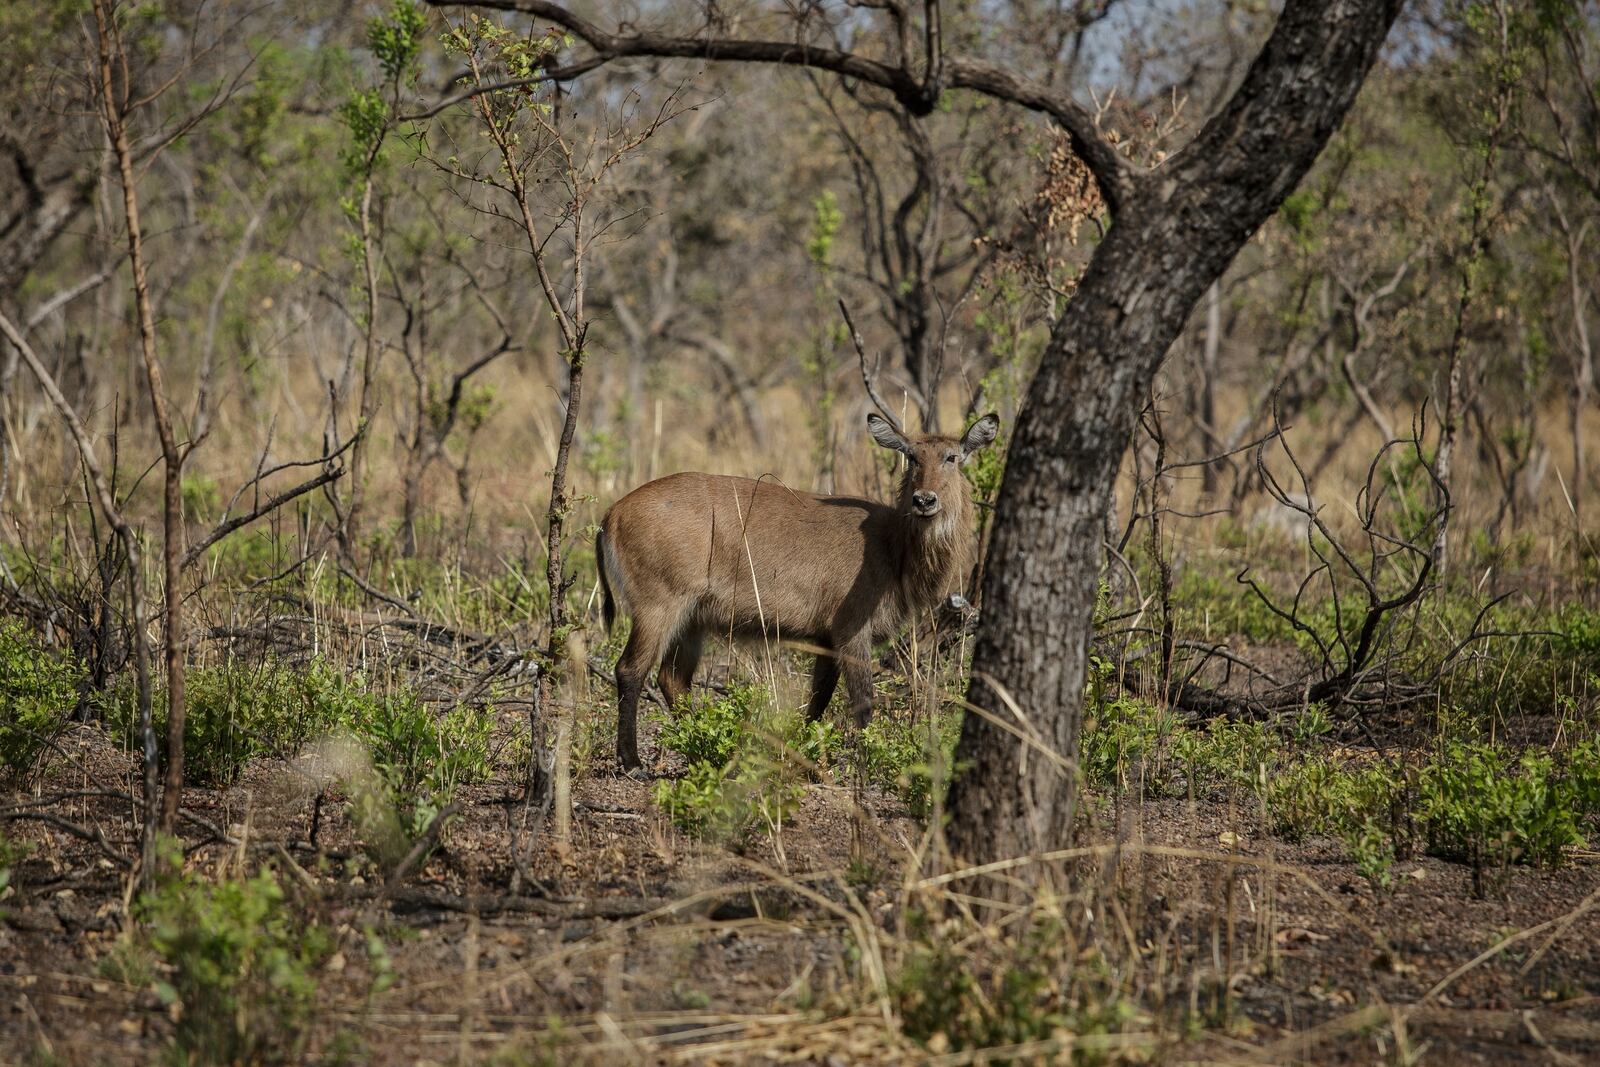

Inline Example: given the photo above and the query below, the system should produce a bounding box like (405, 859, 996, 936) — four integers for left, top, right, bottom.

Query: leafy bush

(652, 685, 831, 843)
(1268, 757, 1404, 844)
(1269, 740, 1600, 871)
(1080, 660, 1290, 800)
(858, 708, 960, 818)
(1079, 688, 1181, 792)
(654, 683, 755, 767)
(104, 660, 490, 868)
(104, 660, 491, 815)
(1555, 605, 1600, 665)
(106, 660, 350, 786)
(0, 619, 83, 780)
(1171, 718, 1276, 792)
(1347, 819, 1397, 889)
(654, 758, 807, 842)
(0, 831, 31, 919)
(140, 864, 331, 1065)
(1416, 742, 1592, 869)
(349, 689, 493, 841)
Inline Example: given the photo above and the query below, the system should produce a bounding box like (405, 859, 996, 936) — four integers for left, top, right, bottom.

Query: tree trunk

(1199, 280, 1221, 494)
(344, 170, 383, 555)
(94, 0, 188, 842)
(943, 0, 1404, 887)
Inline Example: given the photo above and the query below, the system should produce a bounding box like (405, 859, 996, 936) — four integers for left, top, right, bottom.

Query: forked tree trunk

(943, 0, 1405, 885)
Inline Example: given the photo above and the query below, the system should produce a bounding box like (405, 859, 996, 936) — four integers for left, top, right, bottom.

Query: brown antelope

(597, 395, 1000, 772)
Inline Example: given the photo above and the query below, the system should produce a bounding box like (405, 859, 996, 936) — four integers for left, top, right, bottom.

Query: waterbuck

(597, 407, 1000, 772)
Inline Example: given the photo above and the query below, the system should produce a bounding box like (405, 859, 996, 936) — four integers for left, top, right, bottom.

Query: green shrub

(1079, 691, 1180, 791)
(654, 684, 755, 767)
(1555, 605, 1600, 665)
(141, 864, 331, 1065)
(104, 660, 491, 810)
(105, 660, 346, 786)
(858, 708, 960, 818)
(180, 472, 221, 522)
(1417, 742, 1591, 869)
(348, 689, 493, 841)
(1268, 757, 1403, 843)
(0, 831, 31, 919)
(1347, 819, 1396, 889)
(1080, 660, 1291, 800)
(652, 685, 830, 842)
(0, 619, 83, 780)
(653, 756, 806, 841)
(1171, 718, 1276, 792)
(1269, 740, 1600, 871)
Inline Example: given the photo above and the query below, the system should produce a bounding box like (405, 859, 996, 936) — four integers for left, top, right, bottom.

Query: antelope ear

(960, 413, 1000, 457)
(867, 413, 914, 457)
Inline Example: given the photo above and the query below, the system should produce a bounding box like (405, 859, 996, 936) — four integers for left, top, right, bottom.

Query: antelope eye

(943, 453, 958, 464)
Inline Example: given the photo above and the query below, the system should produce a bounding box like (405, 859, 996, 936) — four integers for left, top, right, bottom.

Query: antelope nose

(912, 491, 938, 511)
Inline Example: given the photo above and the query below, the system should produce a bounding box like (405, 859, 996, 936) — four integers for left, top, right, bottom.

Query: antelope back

(600, 412, 1000, 643)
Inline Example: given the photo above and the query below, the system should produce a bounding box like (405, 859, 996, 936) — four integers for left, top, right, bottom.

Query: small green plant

(653, 745, 809, 844)
(1555, 605, 1600, 665)
(1346, 819, 1396, 890)
(348, 690, 492, 829)
(105, 660, 355, 786)
(895, 911, 1143, 1054)
(652, 685, 828, 844)
(1172, 718, 1276, 793)
(858, 708, 960, 818)
(0, 831, 31, 918)
(1269, 738, 1600, 874)
(1268, 756, 1407, 845)
(1079, 690, 1180, 792)
(0, 829, 31, 871)
(653, 760, 727, 835)
(0, 619, 83, 780)
(180, 472, 221, 521)
(1416, 742, 1591, 869)
(140, 862, 331, 1065)
(104, 660, 491, 836)
(337, 690, 493, 866)
(654, 683, 754, 766)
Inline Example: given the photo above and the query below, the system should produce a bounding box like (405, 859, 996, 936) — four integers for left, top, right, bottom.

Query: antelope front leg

(838, 634, 875, 729)
(806, 649, 840, 722)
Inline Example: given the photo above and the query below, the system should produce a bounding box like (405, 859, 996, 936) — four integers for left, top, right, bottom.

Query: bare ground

(3, 717, 1599, 1066)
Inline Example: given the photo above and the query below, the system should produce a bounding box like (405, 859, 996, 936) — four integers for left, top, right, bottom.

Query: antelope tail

(596, 525, 618, 634)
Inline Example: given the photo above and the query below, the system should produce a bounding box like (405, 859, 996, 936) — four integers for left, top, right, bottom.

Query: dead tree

(1144, 414, 1493, 724)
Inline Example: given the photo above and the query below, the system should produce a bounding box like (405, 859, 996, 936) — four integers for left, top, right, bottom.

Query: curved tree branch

(426, 0, 1133, 213)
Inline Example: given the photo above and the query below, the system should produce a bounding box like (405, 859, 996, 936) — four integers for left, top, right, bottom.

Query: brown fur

(600, 413, 1000, 770)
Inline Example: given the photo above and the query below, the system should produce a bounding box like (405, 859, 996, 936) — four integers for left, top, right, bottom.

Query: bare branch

(423, 0, 1133, 213)
(839, 299, 905, 434)
(180, 458, 353, 570)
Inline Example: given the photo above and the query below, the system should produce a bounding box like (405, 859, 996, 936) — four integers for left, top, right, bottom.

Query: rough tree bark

(942, 0, 1404, 880)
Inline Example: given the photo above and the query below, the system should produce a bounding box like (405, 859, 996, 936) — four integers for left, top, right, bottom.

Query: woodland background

(2, 0, 1600, 1063)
